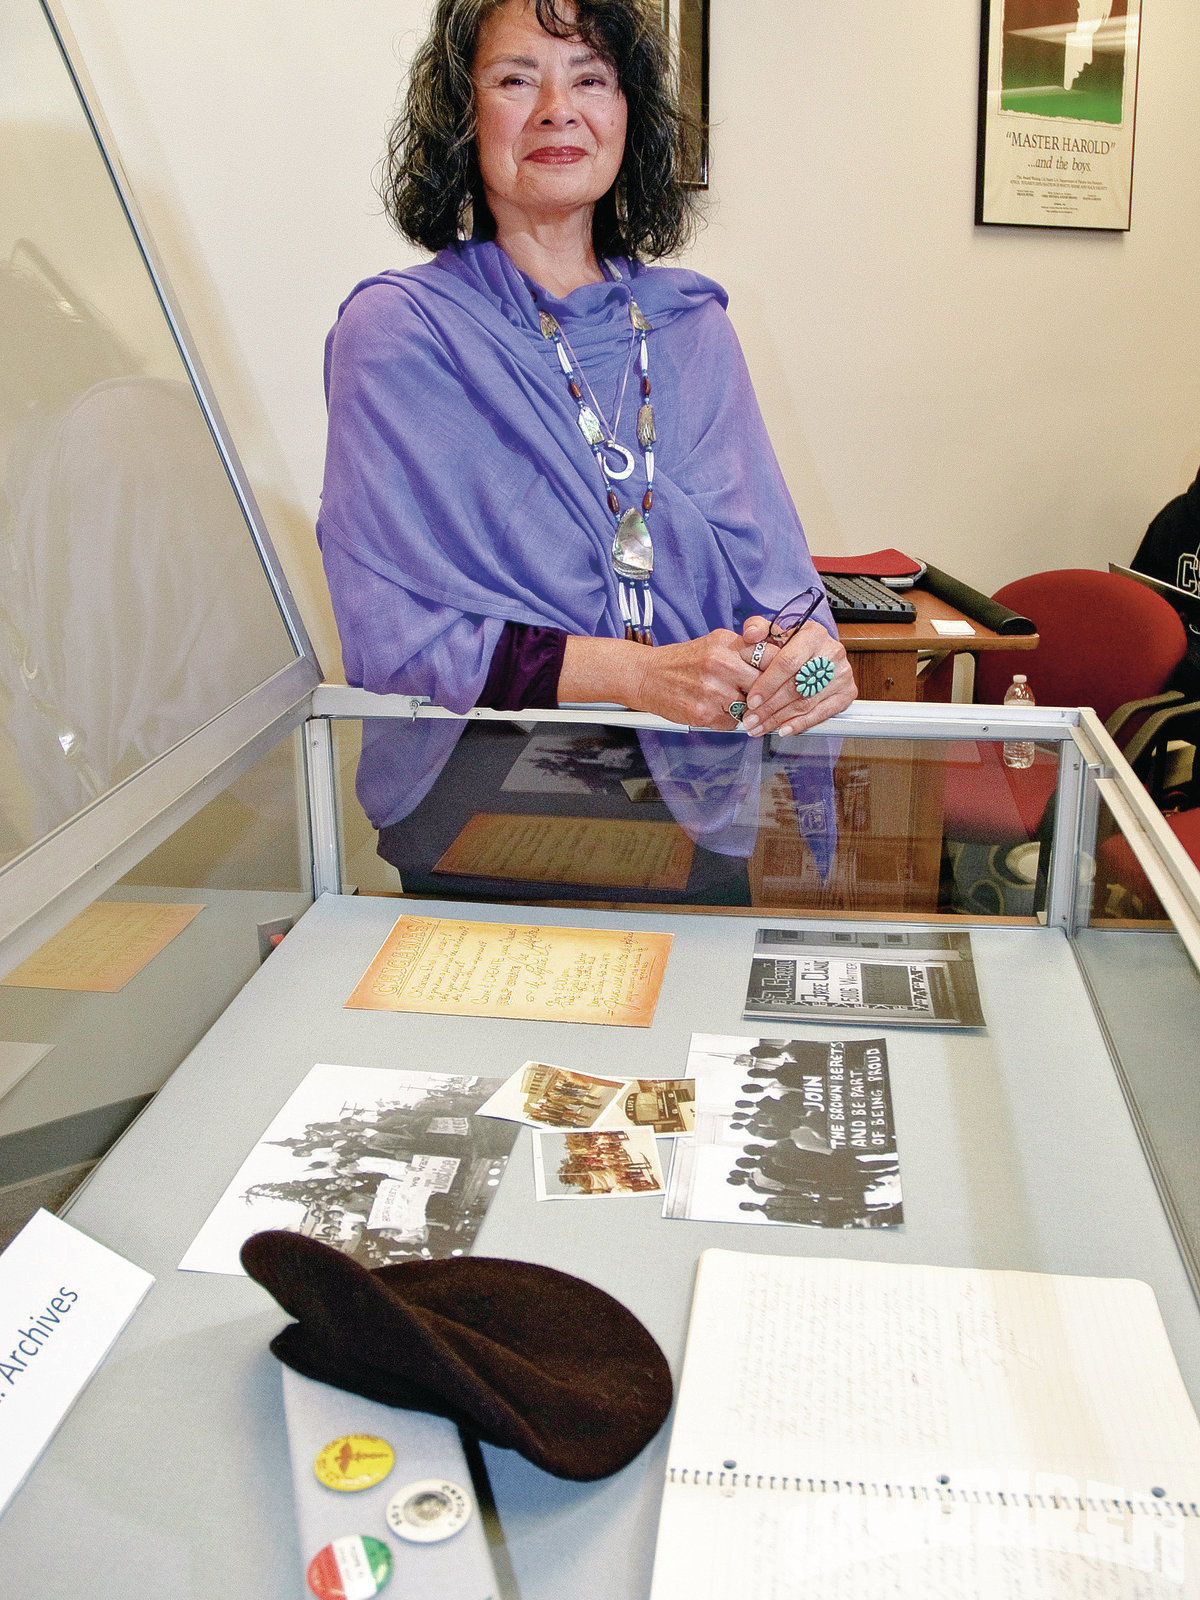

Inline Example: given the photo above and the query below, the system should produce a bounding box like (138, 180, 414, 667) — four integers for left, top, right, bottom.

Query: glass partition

(1069, 778, 1200, 1297)
(0, 731, 311, 1248)
(0, 0, 303, 865)
(308, 694, 1200, 1309)
(315, 708, 1074, 921)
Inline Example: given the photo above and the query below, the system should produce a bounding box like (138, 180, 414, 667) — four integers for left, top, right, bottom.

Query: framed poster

(976, 0, 1142, 230)
(660, 0, 709, 187)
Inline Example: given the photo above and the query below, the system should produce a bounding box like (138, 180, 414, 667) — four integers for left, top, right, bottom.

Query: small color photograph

(533, 1128, 665, 1200)
(598, 1078, 696, 1136)
(477, 1061, 628, 1130)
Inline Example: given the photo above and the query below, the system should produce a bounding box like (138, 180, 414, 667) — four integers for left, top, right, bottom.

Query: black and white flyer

(744, 927, 985, 1028)
(180, 1064, 518, 1274)
(663, 1033, 902, 1230)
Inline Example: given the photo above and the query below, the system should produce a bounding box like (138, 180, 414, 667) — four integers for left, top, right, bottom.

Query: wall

(53, 0, 1200, 674)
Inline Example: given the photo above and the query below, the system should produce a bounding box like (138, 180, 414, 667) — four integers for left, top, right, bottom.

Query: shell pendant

(600, 441, 636, 481)
(612, 507, 654, 579)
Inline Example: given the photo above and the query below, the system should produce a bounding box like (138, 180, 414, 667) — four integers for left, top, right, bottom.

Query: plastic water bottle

(1002, 674, 1035, 769)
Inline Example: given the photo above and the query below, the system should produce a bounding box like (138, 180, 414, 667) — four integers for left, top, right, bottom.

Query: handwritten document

(346, 916, 673, 1027)
(2, 901, 204, 992)
(649, 1252, 1200, 1599)
(653, 1488, 1191, 1599)
(432, 813, 694, 890)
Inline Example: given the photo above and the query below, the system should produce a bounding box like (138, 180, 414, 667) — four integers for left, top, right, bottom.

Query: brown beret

(240, 1231, 672, 1482)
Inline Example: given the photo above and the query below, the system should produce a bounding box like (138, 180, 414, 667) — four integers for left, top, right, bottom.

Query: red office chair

(1095, 806, 1200, 917)
(944, 570, 1188, 909)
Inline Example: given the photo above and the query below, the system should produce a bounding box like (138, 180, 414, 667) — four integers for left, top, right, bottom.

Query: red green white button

(306, 1535, 392, 1599)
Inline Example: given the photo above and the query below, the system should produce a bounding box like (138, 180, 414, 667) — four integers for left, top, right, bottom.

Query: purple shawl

(318, 239, 833, 828)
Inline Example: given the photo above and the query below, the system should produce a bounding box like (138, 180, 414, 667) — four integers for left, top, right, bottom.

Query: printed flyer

(744, 927, 985, 1029)
(663, 1033, 902, 1230)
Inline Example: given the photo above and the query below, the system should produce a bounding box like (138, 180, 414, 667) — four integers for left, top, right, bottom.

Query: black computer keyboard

(822, 574, 917, 625)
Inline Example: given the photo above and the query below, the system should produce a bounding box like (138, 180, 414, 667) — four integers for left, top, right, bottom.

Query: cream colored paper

(669, 1252, 1200, 1490)
(650, 1251, 1200, 1599)
(432, 813, 694, 890)
(346, 916, 672, 1027)
(2, 901, 204, 992)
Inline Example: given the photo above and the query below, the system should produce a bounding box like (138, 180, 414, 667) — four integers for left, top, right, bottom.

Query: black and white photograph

(744, 927, 986, 1028)
(663, 1033, 903, 1230)
(499, 727, 653, 795)
(179, 1064, 518, 1274)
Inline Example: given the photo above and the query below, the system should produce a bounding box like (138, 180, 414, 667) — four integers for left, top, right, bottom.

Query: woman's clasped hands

(738, 612, 856, 736)
(630, 613, 856, 734)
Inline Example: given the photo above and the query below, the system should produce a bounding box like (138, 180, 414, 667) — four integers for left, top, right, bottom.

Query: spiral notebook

(649, 1251, 1200, 1597)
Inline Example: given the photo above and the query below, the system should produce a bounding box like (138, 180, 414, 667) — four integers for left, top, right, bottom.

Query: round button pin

(306, 1534, 393, 1600)
(385, 1478, 473, 1543)
(313, 1435, 395, 1493)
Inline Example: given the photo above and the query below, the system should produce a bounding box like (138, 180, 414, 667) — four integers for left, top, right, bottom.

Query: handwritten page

(650, 1252, 1200, 1599)
(667, 1252, 1200, 1498)
(652, 1485, 1190, 1599)
(2, 901, 204, 992)
(346, 916, 672, 1027)
(432, 813, 694, 890)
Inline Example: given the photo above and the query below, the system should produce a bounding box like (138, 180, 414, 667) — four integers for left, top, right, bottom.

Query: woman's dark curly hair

(382, 0, 702, 260)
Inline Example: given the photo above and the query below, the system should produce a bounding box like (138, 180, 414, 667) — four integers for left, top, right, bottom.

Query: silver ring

(794, 655, 835, 698)
(728, 700, 747, 722)
(749, 641, 766, 669)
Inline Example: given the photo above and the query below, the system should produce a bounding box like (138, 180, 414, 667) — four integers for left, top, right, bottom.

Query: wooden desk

(839, 586, 1039, 702)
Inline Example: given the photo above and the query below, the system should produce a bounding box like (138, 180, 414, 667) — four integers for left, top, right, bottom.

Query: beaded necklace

(531, 267, 656, 644)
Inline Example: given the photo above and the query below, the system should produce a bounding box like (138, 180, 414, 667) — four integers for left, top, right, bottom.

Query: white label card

(0, 1209, 154, 1513)
(931, 618, 976, 637)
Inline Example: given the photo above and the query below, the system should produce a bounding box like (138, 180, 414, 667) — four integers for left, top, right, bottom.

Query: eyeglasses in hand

(768, 587, 824, 647)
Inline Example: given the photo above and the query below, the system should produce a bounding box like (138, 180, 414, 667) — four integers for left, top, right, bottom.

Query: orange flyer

(346, 915, 673, 1027)
(432, 813, 693, 890)
(2, 900, 204, 993)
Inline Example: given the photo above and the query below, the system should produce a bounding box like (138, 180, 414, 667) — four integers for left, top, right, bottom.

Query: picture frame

(975, 0, 1142, 230)
(660, 0, 710, 188)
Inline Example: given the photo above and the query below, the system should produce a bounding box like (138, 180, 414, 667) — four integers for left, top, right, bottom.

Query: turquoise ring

(794, 655, 834, 698)
(728, 700, 747, 722)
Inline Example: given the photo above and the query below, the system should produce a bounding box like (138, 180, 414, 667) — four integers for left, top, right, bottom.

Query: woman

(318, 0, 854, 861)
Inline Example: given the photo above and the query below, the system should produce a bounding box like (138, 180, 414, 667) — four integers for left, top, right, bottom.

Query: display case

(5, 688, 1200, 1597)
(6, 2, 1200, 1593)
